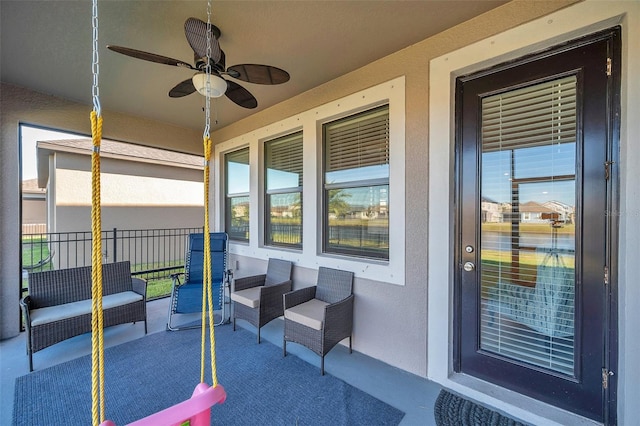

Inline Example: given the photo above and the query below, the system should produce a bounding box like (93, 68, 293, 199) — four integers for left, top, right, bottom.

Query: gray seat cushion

(30, 291, 143, 326)
(230, 287, 262, 308)
(284, 299, 329, 331)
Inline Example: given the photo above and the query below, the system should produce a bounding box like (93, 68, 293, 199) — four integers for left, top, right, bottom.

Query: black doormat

(434, 389, 525, 426)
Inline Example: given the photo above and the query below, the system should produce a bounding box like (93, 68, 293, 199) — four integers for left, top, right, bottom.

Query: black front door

(455, 28, 619, 423)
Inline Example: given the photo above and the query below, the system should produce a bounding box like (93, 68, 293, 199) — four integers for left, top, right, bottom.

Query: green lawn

(146, 277, 174, 299)
(22, 237, 53, 271)
(481, 222, 575, 234)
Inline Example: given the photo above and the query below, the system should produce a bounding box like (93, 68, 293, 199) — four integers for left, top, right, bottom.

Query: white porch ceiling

(1, 0, 507, 132)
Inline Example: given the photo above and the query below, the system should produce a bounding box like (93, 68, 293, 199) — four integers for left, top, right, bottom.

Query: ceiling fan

(107, 17, 290, 109)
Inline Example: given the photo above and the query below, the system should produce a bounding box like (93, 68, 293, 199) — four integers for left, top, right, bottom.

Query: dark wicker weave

(232, 258, 293, 343)
(20, 261, 147, 371)
(434, 389, 525, 426)
(283, 267, 354, 375)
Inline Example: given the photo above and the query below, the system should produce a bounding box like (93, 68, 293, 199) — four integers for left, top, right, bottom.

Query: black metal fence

(21, 227, 203, 299)
(327, 224, 389, 259)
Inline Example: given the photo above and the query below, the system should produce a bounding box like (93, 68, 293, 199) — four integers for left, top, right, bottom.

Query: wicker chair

(283, 267, 354, 375)
(231, 258, 293, 343)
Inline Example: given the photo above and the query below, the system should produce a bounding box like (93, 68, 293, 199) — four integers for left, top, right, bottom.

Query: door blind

(482, 76, 577, 152)
(479, 76, 577, 376)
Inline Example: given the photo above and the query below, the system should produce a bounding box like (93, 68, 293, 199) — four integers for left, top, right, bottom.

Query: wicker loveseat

(20, 261, 147, 371)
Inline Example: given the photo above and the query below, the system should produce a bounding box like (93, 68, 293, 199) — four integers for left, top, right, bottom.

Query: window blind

(266, 132, 303, 188)
(226, 147, 249, 165)
(325, 105, 389, 173)
(479, 75, 577, 376)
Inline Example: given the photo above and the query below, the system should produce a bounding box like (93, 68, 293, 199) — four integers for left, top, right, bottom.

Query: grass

(146, 277, 174, 299)
(131, 260, 183, 299)
(482, 222, 575, 234)
(22, 237, 53, 271)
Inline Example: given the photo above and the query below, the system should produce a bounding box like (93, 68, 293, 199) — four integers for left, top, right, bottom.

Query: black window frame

(322, 104, 390, 260)
(264, 132, 303, 249)
(225, 147, 250, 242)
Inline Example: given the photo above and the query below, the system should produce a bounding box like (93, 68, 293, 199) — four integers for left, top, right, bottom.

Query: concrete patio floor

(0, 297, 441, 425)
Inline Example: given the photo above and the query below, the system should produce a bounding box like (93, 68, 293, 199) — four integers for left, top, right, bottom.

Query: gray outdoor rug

(13, 325, 404, 425)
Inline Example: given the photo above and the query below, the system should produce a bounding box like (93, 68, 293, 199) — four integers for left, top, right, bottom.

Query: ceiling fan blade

(227, 64, 290, 85)
(169, 78, 197, 98)
(224, 79, 258, 109)
(184, 18, 222, 64)
(107, 45, 195, 70)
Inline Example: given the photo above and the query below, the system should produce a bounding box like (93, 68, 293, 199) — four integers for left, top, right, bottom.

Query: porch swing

(87, 1, 226, 424)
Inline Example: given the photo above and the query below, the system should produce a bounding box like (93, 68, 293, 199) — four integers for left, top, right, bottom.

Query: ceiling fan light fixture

(192, 73, 227, 98)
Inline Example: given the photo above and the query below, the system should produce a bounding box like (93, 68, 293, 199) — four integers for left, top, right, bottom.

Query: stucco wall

(51, 151, 203, 208)
(21, 199, 46, 224)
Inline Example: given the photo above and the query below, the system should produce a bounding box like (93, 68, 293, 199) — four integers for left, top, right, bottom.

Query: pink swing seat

(100, 383, 226, 426)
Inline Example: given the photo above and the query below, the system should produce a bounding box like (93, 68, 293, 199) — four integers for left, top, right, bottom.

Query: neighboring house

(21, 178, 46, 234)
(36, 138, 204, 267)
(1, 2, 638, 426)
(519, 201, 557, 223)
(481, 197, 503, 223)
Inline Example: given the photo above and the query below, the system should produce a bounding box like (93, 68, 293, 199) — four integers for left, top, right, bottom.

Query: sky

(482, 143, 576, 206)
(20, 125, 84, 181)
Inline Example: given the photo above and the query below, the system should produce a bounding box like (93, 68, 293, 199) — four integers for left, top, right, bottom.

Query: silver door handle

(463, 262, 475, 272)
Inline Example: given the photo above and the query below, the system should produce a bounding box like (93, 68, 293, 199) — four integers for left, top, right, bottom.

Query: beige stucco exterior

(21, 180, 46, 227)
(2, 1, 638, 424)
(37, 147, 204, 267)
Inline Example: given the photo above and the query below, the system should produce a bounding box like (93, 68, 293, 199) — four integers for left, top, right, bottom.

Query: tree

(328, 189, 351, 219)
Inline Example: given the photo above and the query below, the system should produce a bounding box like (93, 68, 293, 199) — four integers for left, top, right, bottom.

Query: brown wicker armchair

(283, 267, 354, 375)
(231, 258, 293, 343)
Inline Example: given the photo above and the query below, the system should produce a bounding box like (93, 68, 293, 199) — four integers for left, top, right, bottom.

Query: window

(265, 132, 303, 248)
(323, 105, 389, 259)
(225, 148, 250, 242)
(215, 77, 404, 284)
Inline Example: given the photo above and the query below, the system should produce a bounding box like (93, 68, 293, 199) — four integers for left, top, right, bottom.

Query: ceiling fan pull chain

(91, 0, 101, 116)
(203, 0, 213, 138)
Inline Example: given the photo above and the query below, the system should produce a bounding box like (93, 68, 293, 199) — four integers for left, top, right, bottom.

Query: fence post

(112, 228, 117, 263)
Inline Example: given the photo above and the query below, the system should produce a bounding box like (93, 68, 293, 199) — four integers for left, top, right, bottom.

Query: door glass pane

(480, 76, 577, 376)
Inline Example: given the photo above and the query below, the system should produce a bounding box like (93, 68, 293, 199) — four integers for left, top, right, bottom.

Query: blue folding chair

(167, 233, 230, 331)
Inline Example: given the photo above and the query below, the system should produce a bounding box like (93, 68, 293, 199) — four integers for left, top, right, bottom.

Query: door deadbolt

(463, 262, 475, 272)
(465, 245, 474, 253)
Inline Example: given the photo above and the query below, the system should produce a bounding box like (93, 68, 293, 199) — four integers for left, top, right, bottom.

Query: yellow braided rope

(200, 136, 219, 386)
(90, 111, 106, 425)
